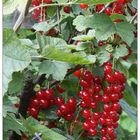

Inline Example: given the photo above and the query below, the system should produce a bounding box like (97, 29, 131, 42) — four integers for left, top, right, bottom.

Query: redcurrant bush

(3, 0, 137, 139)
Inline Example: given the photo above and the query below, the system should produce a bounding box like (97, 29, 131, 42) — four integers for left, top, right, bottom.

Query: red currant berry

(93, 94, 101, 102)
(104, 65, 112, 74)
(82, 70, 94, 82)
(29, 108, 39, 118)
(88, 128, 97, 136)
(93, 112, 101, 120)
(67, 98, 77, 107)
(83, 121, 90, 131)
(80, 101, 87, 108)
(63, 6, 71, 13)
(90, 102, 98, 109)
(56, 84, 65, 93)
(105, 74, 114, 83)
(106, 126, 114, 136)
(55, 97, 64, 106)
(105, 118, 113, 125)
(112, 122, 119, 128)
(80, 79, 92, 88)
(79, 4, 89, 9)
(101, 136, 109, 140)
(44, 89, 54, 100)
(102, 95, 110, 103)
(98, 41, 104, 47)
(110, 94, 119, 102)
(112, 113, 120, 122)
(89, 119, 98, 128)
(99, 117, 106, 125)
(82, 109, 91, 118)
(81, 132, 88, 138)
(112, 102, 121, 111)
(60, 104, 69, 115)
(97, 4, 104, 12)
(94, 76, 102, 84)
(104, 7, 112, 16)
(64, 114, 74, 122)
(73, 70, 81, 78)
(100, 128, 107, 136)
(113, 85, 121, 94)
(49, 121, 56, 128)
(94, 84, 101, 93)
(44, 0, 52, 4)
(49, 99, 55, 106)
(117, 0, 124, 4)
(39, 99, 49, 109)
(56, 109, 63, 117)
(104, 104, 112, 112)
(36, 91, 45, 100)
(29, 98, 39, 109)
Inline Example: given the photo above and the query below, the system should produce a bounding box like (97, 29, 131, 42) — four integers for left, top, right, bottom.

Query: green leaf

(44, 106, 58, 120)
(47, 6, 57, 17)
(129, 64, 137, 79)
(3, 29, 31, 94)
(113, 45, 128, 59)
(73, 14, 135, 45)
(110, 14, 126, 21)
(97, 47, 110, 65)
(3, 105, 17, 117)
(73, 30, 95, 41)
(120, 99, 137, 122)
(4, 114, 26, 135)
(73, 15, 88, 31)
(87, 14, 116, 40)
(17, 29, 34, 38)
(119, 111, 137, 133)
(62, 78, 79, 92)
(116, 22, 135, 46)
(132, 0, 137, 9)
(74, 0, 116, 5)
(8, 72, 24, 94)
(3, 95, 19, 117)
(23, 117, 66, 140)
(116, 61, 129, 78)
(39, 60, 71, 80)
(33, 20, 61, 32)
(42, 46, 96, 64)
(36, 34, 67, 50)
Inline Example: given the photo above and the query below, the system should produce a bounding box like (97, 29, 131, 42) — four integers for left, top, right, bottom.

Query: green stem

(75, 130, 84, 140)
(112, 57, 116, 71)
(65, 120, 69, 134)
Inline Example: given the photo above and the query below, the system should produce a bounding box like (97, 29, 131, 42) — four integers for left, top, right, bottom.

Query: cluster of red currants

(74, 62, 126, 139)
(27, 61, 126, 139)
(97, 0, 129, 22)
(27, 89, 55, 118)
(56, 97, 77, 122)
(31, 0, 52, 22)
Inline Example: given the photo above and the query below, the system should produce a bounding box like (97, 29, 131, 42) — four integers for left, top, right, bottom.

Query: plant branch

(99, 3, 110, 13)
(13, 0, 32, 32)
(29, 2, 74, 13)
(57, 6, 62, 33)
(130, 13, 137, 24)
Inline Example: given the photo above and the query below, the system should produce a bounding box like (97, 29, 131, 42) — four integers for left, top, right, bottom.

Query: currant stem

(99, 3, 110, 13)
(130, 12, 137, 24)
(75, 130, 84, 140)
